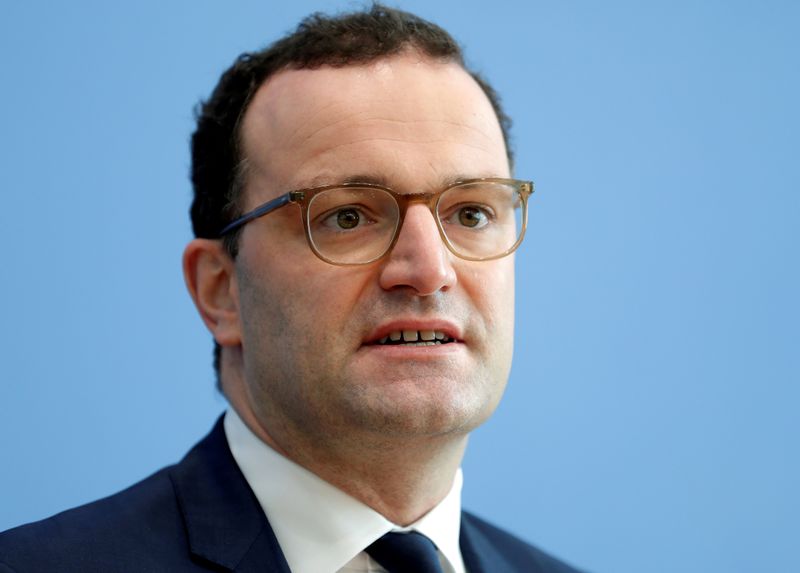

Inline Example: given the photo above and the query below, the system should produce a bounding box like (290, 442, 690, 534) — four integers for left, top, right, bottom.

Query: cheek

(465, 260, 516, 384)
(237, 250, 376, 356)
(492, 270, 516, 365)
(464, 259, 515, 331)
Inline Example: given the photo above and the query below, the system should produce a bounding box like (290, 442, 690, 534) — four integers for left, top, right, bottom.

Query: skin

(184, 51, 516, 525)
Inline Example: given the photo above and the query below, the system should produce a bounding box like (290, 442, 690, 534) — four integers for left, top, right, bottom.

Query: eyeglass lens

(305, 181, 524, 264)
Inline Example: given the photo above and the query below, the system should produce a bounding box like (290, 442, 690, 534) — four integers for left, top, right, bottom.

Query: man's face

(231, 53, 515, 449)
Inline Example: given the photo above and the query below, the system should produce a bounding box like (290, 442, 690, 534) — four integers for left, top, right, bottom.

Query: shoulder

(461, 511, 587, 573)
(0, 465, 189, 572)
(0, 416, 255, 573)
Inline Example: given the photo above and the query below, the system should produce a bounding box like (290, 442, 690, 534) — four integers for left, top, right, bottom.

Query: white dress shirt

(224, 408, 466, 573)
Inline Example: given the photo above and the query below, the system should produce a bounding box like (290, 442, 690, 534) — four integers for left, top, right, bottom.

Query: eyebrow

(302, 172, 500, 191)
(340, 173, 391, 186)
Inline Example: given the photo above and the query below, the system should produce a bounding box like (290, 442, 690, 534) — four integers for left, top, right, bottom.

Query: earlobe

(182, 239, 242, 347)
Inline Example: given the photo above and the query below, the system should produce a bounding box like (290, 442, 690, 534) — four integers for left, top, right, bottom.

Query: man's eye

(446, 205, 492, 229)
(337, 208, 360, 229)
(321, 207, 369, 230)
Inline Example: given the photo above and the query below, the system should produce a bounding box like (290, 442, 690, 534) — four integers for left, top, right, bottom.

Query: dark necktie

(366, 531, 445, 573)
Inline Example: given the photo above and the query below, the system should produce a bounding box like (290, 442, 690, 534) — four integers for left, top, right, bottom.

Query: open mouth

(374, 330, 456, 346)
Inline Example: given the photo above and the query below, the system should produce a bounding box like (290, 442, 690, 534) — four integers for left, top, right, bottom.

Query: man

(0, 5, 584, 572)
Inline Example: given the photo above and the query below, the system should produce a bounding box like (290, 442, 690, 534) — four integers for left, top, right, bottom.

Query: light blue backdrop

(1, 2, 797, 572)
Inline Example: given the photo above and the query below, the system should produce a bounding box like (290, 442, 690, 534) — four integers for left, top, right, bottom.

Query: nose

(378, 204, 457, 295)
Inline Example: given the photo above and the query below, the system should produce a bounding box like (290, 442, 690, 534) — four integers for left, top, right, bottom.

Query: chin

(348, 385, 499, 439)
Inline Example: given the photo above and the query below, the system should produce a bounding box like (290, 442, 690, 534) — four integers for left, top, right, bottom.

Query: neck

(283, 430, 468, 526)
(222, 358, 468, 525)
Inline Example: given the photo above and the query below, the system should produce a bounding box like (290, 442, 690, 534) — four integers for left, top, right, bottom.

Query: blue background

(1, 1, 798, 572)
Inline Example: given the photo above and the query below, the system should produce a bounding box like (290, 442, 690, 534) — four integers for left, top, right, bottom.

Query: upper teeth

(379, 330, 449, 344)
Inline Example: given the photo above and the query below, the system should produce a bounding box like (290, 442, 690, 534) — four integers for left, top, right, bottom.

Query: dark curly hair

(189, 3, 514, 384)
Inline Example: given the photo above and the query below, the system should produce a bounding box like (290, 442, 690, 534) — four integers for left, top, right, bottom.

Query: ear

(182, 239, 241, 347)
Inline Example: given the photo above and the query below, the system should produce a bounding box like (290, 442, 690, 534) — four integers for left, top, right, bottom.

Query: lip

(362, 318, 464, 346)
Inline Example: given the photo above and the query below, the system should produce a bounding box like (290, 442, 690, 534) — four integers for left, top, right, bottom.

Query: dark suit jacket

(0, 417, 584, 572)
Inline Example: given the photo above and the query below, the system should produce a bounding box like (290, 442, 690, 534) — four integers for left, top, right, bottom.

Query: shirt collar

(224, 408, 465, 573)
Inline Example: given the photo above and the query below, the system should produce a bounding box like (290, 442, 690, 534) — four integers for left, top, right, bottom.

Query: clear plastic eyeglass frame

(218, 177, 534, 265)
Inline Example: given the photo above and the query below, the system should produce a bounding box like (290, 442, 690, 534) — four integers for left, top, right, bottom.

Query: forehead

(239, 53, 509, 199)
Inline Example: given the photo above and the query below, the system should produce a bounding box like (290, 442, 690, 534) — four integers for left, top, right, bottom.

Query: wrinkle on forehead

(299, 113, 493, 144)
(239, 54, 508, 197)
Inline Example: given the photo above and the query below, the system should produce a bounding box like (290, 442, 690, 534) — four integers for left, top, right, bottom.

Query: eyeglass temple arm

(218, 193, 294, 236)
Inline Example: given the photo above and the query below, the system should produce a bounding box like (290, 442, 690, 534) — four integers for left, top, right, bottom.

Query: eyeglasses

(219, 177, 534, 266)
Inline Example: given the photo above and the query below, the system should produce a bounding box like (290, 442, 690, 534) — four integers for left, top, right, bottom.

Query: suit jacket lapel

(170, 418, 531, 573)
(460, 511, 517, 573)
(169, 416, 291, 573)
